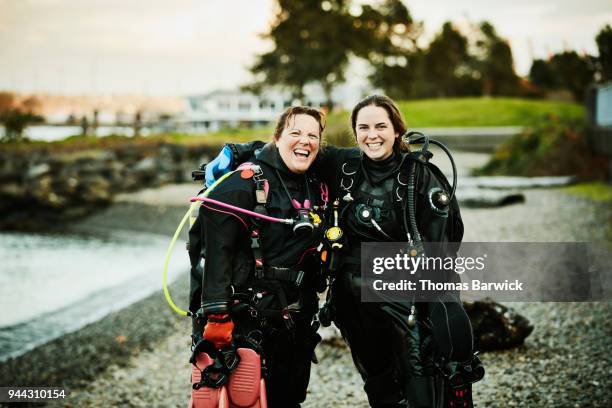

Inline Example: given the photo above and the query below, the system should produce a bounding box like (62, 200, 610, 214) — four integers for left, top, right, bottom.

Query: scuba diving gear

(189, 339, 268, 408)
(157, 140, 326, 408)
(191, 195, 294, 226)
(293, 206, 315, 236)
(428, 188, 450, 215)
(325, 135, 475, 407)
(205, 145, 234, 188)
(199, 137, 476, 406)
(319, 200, 345, 327)
(441, 354, 485, 388)
(274, 167, 318, 236)
(204, 314, 235, 349)
(189, 143, 325, 407)
(404, 131, 457, 203)
(434, 354, 484, 408)
(164, 169, 239, 318)
(338, 153, 421, 251)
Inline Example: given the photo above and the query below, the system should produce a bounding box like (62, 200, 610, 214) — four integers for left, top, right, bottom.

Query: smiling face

(354, 105, 399, 161)
(275, 113, 321, 174)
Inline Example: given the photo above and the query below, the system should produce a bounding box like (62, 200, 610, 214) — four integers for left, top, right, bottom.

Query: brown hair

(350, 94, 410, 152)
(273, 106, 326, 141)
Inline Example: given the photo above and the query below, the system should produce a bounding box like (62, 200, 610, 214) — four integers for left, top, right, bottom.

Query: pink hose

(191, 196, 294, 225)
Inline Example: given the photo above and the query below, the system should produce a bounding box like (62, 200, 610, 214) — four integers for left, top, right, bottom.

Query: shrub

(476, 114, 608, 180)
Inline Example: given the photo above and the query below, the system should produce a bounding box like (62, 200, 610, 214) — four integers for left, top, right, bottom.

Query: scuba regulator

(404, 131, 457, 213)
(319, 199, 345, 327)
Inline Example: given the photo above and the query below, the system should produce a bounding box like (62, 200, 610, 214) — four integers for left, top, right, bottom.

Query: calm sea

(0, 230, 188, 362)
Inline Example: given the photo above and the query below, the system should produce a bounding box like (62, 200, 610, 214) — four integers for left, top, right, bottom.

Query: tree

(595, 24, 612, 82)
(549, 51, 595, 101)
(529, 59, 556, 89)
(249, 0, 423, 105)
(421, 22, 475, 97)
(528, 52, 595, 101)
(360, 0, 422, 99)
(474, 22, 519, 96)
(0, 92, 43, 142)
(249, 0, 354, 107)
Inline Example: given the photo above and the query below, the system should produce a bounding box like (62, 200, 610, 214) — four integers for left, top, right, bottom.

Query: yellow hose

(162, 171, 236, 316)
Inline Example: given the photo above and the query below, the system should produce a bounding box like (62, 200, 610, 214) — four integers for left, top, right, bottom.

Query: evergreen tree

(422, 22, 475, 97)
(595, 24, 612, 82)
(549, 51, 595, 101)
(475, 22, 519, 96)
(529, 59, 556, 89)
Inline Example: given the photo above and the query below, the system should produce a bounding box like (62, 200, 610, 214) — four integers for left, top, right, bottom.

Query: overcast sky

(0, 0, 609, 95)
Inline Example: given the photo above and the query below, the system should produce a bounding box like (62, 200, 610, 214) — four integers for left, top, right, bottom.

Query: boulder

(464, 298, 534, 351)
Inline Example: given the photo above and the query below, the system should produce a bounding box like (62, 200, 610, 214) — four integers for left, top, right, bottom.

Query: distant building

(181, 83, 368, 133)
(181, 89, 326, 133)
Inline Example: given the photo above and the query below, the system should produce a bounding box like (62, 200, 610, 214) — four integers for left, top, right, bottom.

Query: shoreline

(0, 186, 198, 389)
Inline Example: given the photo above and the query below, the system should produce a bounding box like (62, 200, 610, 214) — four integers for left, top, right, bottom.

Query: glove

(205, 145, 233, 187)
(203, 314, 234, 349)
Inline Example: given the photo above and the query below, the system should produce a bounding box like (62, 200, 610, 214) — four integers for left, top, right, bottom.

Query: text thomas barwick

(372, 279, 524, 291)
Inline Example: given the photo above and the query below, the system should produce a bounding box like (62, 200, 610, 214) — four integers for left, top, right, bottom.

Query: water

(0, 125, 155, 142)
(0, 230, 189, 362)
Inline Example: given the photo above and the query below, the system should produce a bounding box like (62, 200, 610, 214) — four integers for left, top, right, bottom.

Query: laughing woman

(190, 106, 329, 408)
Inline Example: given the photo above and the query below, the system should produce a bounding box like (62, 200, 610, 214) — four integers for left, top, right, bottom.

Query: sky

(0, 0, 609, 96)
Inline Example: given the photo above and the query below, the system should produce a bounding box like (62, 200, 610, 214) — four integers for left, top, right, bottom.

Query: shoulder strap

(236, 161, 270, 276)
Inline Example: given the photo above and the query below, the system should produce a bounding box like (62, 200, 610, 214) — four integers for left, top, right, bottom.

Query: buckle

(295, 270, 305, 287)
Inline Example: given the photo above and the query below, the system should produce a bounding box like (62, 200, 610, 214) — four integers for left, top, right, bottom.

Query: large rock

(464, 298, 534, 351)
(319, 299, 534, 352)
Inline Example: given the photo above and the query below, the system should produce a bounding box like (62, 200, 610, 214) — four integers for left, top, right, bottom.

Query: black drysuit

(321, 148, 473, 408)
(190, 144, 325, 408)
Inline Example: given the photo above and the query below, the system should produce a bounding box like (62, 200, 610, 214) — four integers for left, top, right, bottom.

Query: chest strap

(261, 266, 305, 287)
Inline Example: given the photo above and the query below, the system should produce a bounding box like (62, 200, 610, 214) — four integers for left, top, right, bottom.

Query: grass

(561, 182, 612, 202)
(395, 97, 584, 127)
(0, 97, 586, 151)
(325, 97, 585, 146)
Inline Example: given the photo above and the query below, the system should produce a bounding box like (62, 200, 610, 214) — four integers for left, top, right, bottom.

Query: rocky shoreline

(0, 142, 219, 230)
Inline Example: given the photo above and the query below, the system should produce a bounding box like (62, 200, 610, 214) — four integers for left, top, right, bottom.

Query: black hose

(403, 131, 458, 203)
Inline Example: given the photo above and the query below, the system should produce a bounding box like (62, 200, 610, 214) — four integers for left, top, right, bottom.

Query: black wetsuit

(190, 144, 325, 408)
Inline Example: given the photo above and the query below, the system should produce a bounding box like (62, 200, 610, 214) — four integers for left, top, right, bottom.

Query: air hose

(404, 131, 458, 202)
(163, 169, 296, 316)
(162, 171, 235, 317)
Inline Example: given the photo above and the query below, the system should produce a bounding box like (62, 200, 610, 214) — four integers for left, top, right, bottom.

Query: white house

(181, 88, 332, 133)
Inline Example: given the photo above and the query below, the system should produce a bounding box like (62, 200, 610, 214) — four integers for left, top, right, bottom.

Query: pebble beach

(2, 151, 611, 407)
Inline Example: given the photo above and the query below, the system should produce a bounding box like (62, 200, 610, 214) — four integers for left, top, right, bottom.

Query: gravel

(5, 152, 612, 407)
